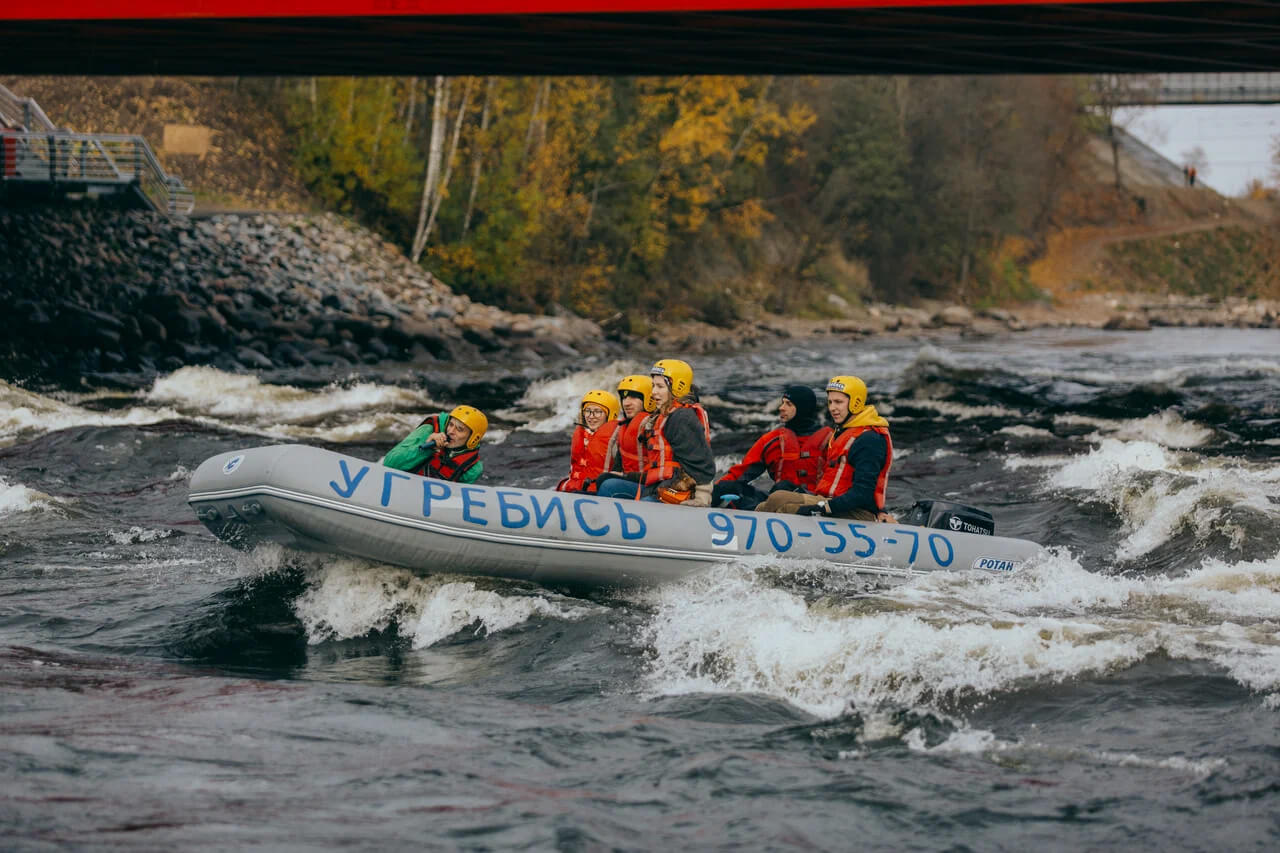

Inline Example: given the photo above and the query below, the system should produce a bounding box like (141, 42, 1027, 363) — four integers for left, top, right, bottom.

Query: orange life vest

(814, 424, 892, 509)
(412, 414, 482, 482)
(639, 401, 712, 486)
(557, 420, 620, 493)
(605, 411, 648, 474)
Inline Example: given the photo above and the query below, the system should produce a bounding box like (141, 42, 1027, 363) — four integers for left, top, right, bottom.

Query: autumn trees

(289, 75, 1092, 324)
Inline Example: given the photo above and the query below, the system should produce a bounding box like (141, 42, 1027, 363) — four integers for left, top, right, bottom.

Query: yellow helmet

(580, 390, 621, 423)
(650, 358, 694, 399)
(448, 405, 488, 450)
(825, 375, 867, 413)
(616, 374, 654, 413)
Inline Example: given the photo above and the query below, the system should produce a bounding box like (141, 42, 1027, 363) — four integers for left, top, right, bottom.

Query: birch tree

(411, 76, 449, 264)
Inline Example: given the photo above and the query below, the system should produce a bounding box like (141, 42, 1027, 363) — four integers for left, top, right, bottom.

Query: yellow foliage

(719, 198, 774, 240)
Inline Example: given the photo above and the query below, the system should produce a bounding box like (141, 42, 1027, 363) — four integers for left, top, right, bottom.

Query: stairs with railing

(0, 84, 194, 215)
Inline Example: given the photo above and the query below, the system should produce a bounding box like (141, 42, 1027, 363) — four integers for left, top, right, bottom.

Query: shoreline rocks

(2, 205, 1275, 388)
(1, 207, 618, 386)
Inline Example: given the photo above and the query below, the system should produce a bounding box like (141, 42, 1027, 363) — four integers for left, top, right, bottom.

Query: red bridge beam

(2, 2, 1278, 75)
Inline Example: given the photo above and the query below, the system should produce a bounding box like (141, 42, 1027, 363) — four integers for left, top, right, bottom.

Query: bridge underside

(2, 2, 1280, 76)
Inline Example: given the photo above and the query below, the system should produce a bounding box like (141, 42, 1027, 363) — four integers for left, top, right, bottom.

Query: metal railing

(1, 131, 194, 214)
(1101, 73, 1280, 106)
(1156, 72, 1280, 105)
(1, 83, 193, 214)
(0, 84, 57, 132)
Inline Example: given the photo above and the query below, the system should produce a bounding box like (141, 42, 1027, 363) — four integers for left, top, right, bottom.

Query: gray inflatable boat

(188, 445, 1044, 590)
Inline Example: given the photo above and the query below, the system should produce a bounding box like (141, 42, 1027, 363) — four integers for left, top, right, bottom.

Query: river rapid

(2, 326, 1279, 850)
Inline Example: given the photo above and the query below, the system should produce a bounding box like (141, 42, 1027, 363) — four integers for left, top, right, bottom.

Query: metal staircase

(0, 84, 194, 215)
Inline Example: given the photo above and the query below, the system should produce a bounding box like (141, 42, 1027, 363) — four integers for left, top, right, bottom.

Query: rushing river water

(2, 326, 1279, 849)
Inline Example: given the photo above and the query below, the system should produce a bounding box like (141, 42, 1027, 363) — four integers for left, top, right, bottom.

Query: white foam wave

(1051, 410, 1216, 452)
(1004, 454, 1070, 472)
(107, 527, 176, 545)
(0, 379, 190, 447)
(906, 399, 1022, 420)
(639, 557, 1153, 719)
(286, 412, 422, 444)
(906, 343, 963, 370)
(407, 580, 584, 648)
(507, 360, 642, 433)
(292, 559, 596, 648)
(1053, 413, 1116, 431)
(146, 366, 432, 426)
(0, 476, 66, 517)
(1022, 353, 1280, 390)
(909, 728, 1226, 778)
(998, 425, 1055, 438)
(640, 548, 1280, 720)
(1050, 439, 1176, 490)
(1046, 439, 1279, 560)
(714, 454, 741, 474)
(1148, 357, 1280, 387)
(1106, 411, 1213, 449)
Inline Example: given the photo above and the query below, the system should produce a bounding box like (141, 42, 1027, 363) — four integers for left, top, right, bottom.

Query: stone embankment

(3, 206, 1275, 386)
(0, 207, 615, 384)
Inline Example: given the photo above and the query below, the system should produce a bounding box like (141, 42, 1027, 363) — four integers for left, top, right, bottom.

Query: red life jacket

(782, 426, 833, 490)
(412, 414, 482, 482)
(557, 420, 620, 493)
(723, 425, 833, 491)
(639, 402, 712, 486)
(606, 412, 648, 474)
(814, 424, 892, 509)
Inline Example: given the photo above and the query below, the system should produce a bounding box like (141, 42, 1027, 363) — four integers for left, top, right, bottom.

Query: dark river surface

(2, 326, 1279, 850)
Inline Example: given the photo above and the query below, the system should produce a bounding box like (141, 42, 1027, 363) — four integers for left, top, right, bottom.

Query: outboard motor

(901, 499, 995, 536)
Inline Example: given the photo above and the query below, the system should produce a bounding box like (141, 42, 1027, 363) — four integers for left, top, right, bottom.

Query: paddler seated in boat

(711, 384, 832, 511)
(602, 374, 653, 477)
(596, 359, 715, 506)
(381, 405, 488, 484)
(757, 376, 896, 523)
(556, 390, 622, 493)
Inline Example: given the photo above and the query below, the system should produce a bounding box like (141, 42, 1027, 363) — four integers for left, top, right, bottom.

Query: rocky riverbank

(0, 207, 618, 386)
(647, 292, 1279, 355)
(3, 206, 1276, 389)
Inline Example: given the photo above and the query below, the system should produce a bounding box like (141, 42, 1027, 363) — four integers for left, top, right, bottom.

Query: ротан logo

(972, 556, 1020, 573)
(222, 455, 245, 475)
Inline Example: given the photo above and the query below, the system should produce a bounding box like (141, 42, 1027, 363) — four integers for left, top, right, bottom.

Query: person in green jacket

(382, 405, 488, 484)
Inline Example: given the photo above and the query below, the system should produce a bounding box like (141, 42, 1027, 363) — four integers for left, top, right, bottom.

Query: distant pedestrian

(1189, 165, 1197, 187)
(1183, 164, 1190, 185)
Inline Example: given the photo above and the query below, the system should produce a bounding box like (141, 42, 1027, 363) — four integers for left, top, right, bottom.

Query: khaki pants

(686, 483, 713, 508)
(756, 491, 876, 521)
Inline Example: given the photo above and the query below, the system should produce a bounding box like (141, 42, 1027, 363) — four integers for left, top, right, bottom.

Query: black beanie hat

(782, 384, 821, 434)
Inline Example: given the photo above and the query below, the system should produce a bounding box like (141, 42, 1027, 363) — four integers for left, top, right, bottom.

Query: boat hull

(188, 445, 1044, 589)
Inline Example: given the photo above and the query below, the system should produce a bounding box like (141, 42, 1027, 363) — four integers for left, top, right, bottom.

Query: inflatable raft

(188, 445, 1044, 590)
